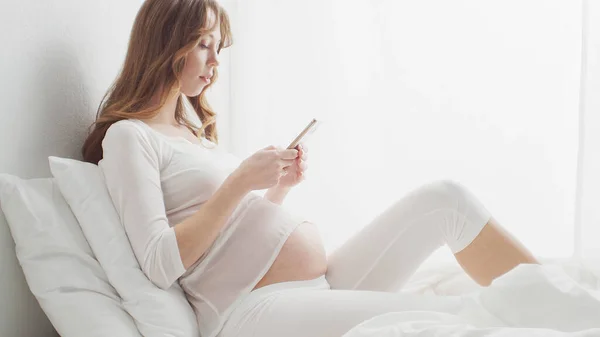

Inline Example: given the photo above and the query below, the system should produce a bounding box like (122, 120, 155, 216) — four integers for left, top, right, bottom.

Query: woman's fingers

(299, 161, 308, 171)
(279, 158, 295, 167)
(278, 148, 299, 160)
(295, 145, 308, 161)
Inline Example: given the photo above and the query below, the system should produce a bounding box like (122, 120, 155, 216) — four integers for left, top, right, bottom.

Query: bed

(3, 170, 600, 337)
(346, 258, 600, 336)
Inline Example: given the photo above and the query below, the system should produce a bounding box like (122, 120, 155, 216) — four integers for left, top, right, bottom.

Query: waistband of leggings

(249, 275, 331, 298)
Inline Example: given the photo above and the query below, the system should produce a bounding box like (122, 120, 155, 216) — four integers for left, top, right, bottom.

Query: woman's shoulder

(107, 118, 145, 133)
(105, 119, 153, 141)
(103, 119, 159, 152)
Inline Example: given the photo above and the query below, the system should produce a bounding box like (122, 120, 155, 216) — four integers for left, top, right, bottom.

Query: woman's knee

(386, 179, 475, 226)
(416, 179, 472, 206)
(425, 180, 492, 250)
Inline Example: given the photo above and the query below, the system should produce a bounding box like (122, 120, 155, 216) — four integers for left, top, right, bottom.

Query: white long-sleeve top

(99, 119, 305, 337)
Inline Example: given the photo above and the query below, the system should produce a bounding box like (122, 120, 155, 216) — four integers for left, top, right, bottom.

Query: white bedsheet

(344, 261, 600, 336)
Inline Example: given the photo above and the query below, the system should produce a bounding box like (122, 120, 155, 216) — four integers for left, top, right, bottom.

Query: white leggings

(218, 180, 493, 337)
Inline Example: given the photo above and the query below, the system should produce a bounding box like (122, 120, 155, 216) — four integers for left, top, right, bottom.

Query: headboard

(0, 1, 142, 335)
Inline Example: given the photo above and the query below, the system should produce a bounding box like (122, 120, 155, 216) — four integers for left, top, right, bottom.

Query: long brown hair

(82, 0, 232, 164)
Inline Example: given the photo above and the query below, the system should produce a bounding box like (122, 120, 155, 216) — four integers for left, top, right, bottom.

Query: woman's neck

(148, 89, 181, 126)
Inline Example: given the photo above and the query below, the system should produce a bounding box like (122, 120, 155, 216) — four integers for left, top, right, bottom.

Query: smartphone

(287, 118, 319, 149)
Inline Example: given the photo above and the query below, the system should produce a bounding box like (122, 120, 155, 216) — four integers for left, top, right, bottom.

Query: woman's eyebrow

(203, 33, 221, 43)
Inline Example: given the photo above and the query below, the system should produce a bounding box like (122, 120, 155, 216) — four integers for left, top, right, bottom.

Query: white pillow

(49, 156, 199, 337)
(0, 174, 141, 337)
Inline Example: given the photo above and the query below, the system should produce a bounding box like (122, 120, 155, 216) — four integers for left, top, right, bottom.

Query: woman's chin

(182, 86, 206, 98)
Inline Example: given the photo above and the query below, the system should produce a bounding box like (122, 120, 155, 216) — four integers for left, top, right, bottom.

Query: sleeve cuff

(154, 227, 187, 289)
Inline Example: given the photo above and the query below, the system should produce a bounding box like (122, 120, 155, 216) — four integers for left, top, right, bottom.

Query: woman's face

(180, 13, 221, 97)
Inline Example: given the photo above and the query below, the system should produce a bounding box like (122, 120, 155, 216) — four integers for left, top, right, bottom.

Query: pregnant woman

(82, 1, 538, 336)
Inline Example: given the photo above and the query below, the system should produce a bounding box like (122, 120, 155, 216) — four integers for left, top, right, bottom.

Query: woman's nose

(208, 50, 220, 67)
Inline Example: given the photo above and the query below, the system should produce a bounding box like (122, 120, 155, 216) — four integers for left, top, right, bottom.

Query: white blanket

(344, 262, 600, 336)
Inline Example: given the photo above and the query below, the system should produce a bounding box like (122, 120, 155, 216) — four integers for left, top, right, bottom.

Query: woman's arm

(178, 146, 300, 265)
(174, 172, 250, 268)
(264, 185, 291, 205)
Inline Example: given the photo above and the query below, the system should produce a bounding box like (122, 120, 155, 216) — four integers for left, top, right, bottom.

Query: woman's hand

(276, 143, 308, 188)
(233, 145, 298, 191)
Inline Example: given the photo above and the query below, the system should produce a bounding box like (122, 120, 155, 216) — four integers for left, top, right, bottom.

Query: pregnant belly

(253, 221, 328, 290)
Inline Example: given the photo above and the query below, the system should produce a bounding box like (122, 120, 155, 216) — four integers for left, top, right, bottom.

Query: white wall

(579, 0, 600, 258)
(0, 1, 142, 335)
(227, 0, 583, 258)
(206, 0, 235, 150)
